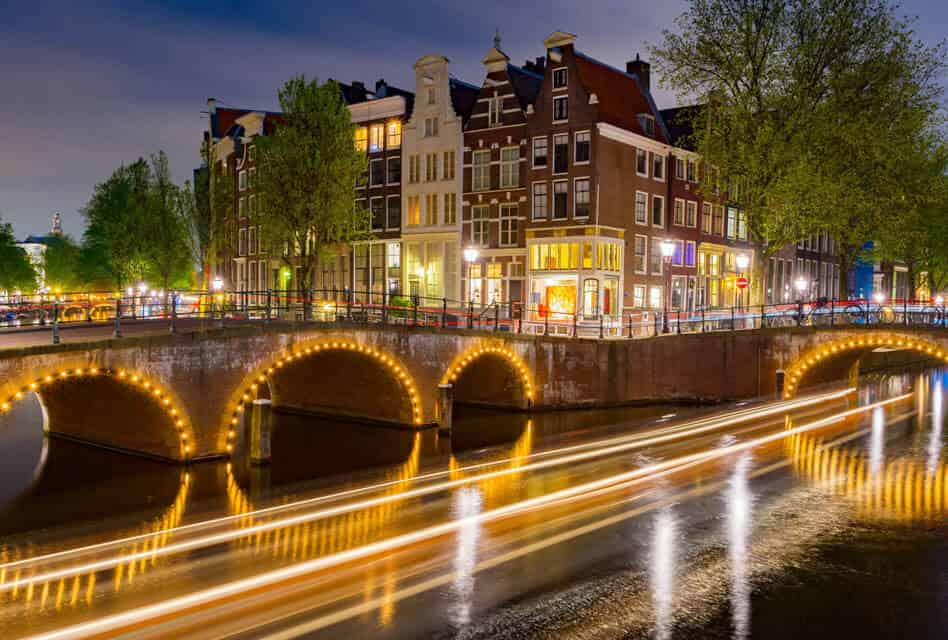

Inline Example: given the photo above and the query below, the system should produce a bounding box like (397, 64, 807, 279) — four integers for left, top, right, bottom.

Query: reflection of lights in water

(650, 507, 676, 640)
(870, 406, 885, 477)
(928, 379, 943, 475)
(727, 454, 753, 640)
(450, 486, 483, 627)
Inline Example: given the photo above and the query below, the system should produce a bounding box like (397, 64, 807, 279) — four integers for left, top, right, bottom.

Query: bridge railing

(1, 289, 946, 345)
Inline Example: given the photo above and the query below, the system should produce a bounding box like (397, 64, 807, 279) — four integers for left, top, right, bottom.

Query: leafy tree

(653, 0, 946, 300)
(251, 76, 369, 318)
(143, 151, 195, 297)
(41, 234, 82, 292)
(81, 159, 151, 289)
(0, 219, 37, 294)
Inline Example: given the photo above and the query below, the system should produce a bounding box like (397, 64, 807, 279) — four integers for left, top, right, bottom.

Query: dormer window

(488, 96, 503, 127)
(552, 67, 568, 89)
(637, 113, 655, 137)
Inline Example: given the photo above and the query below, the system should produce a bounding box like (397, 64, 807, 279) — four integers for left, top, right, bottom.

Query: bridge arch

(442, 344, 533, 410)
(0, 367, 194, 461)
(783, 333, 948, 399)
(224, 339, 424, 452)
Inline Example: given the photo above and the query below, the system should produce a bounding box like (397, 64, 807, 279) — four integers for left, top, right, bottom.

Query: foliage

(251, 76, 369, 318)
(41, 234, 82, 292)
(0, 219, 37, 294)
(143, 151, 194, 293)
(652, 0, 946, 298)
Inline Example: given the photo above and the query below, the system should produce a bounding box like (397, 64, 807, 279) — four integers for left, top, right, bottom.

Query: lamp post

(735, 253, 750, 312)
(794, 277, 808, 325)
(212, 276, 224, 327)
(936, 295, 945, 326)
(137, 282, 148, 319)
(660, 239, 675, 334)
(463, 247, 479, 303)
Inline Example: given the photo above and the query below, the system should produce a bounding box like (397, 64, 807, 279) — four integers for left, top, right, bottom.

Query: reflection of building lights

(727, 455, 752, 640)
(650, 507, 676, 640)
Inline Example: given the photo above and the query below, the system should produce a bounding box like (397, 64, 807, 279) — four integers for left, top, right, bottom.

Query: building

(461, 34, 542, 308)
(401, 55, 478, 302)
(16, 212, 65, 291)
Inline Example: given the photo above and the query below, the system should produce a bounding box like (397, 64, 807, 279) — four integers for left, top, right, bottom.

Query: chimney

(626, 53, 650, 92)
(375, 78, 388, 97)
(524, 56, 546, 74)
(206, 97, 217, 115)
(349, 81, 368, 102)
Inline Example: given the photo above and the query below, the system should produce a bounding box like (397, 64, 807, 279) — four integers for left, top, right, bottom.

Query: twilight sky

(1, 0, 945, 240)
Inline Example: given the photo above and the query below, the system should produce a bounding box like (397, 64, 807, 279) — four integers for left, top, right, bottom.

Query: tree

(42, 234, 82, 292)
(653, 0, 946, 300)
(0, 220, 37, 294)
(81, 159, 151, 290)
(143, 151, 195, 297)
(251, 76, 369, 318)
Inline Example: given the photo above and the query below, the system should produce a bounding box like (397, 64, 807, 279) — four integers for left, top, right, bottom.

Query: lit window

(407, 195, 421, 226)
(354, 127, 367, 151)
(386, 121, 401, 148)
(369, 124, 384, 152)
(425, 193, 438, 225)
(409, 155, 420, 184)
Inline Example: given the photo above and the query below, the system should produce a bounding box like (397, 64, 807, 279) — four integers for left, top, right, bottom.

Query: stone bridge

(1, 323, 946, 463)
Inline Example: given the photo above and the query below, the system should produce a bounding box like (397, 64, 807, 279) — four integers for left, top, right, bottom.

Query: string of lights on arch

(442, 345, 534, 402)
(226, 341, 424, 452)
(784, 334, 948, 399)
(0, 367, 194, 459)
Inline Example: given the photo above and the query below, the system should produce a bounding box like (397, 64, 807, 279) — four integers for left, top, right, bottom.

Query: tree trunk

(837, 250, 853, 301)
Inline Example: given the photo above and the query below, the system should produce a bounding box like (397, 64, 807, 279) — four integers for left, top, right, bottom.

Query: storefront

(403, 237, 458, 301)
(526, 236, 622, 321)
(696, 243, 755, 309)
(351, 240, 401, 299)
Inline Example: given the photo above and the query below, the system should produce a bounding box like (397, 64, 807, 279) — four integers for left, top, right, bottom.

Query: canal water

(0, 368, 945, 638)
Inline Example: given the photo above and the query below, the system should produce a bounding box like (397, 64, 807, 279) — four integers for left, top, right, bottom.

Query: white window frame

(635, 149, 648, 177)
(653, 154, 665, 182)
(573, 177, 591, 219)
(686, 200, 698, 228)
(471, 205, 489, 247)
(532, 136, 548, 169)
(651, 194, 665, 227)
(499, 204, 518, 247)
(500, 146, 519, 188)
(574, 130, 591, 165)
(552, 67, 568, 90)
(238, 170, 247, 191)
(552, 180, 569, 220)
(472, 150, 491, 191)
(552, 95, 568, 122)
(552, 133, 569, 175)
(634, 191, 648, 226)
(488, 96, 503, 127)
(532, 181, 548, 220)
(369, 158, 384, 186)
(633, 234, 648, 275)
(386, 156, 401, 186)
(673, 198, 685, 226)
(370, 196, 384, 231)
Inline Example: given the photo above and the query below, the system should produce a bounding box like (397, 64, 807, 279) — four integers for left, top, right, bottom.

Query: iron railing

(1, 289, 946, 345)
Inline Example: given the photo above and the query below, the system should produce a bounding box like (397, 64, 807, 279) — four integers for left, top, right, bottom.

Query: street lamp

(212, 276, 224, 292)
(735, 253, 750, 311)
(463, 247, 479, 303)
(794, 277, 808, 301)
(660, 239, 675, 334)
(873, 291, 885, 304)
(212, 276, 225, 327)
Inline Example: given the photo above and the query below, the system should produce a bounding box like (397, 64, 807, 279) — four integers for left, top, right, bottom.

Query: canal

(0, 368, 944, 638)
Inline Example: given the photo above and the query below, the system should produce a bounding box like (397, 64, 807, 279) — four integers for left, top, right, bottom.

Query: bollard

(599, 314, 604, 339)
(265, 289, 272, 323)
(775, 369, 786, 399)
(436, 383, 454, 435)
(113, 298, 122, 338)
(494, 304, 500, 331)
(442, 298, 447, 328)
(52, 302, 61, 345)
(250, 399, 272, 465)
(169, 293, 177, 334)
(468, 301, 474, 329)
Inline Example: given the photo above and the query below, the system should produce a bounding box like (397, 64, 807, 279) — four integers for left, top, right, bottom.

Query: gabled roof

(449, 78, 480, 123)
(506, 64, 543, 110)
(211, 107, 282, 140)
(659, 105, 704, 149)
(573, 51, 670, 144)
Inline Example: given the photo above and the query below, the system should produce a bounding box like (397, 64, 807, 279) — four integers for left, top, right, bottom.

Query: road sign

(736, 276, 749, 290)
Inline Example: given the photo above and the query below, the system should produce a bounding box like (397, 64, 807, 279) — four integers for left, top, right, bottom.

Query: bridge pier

(249, 399, 272, 465)
(436, 383, 454, 435)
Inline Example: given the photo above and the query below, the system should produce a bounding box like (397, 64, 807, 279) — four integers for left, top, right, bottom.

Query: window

(425, 152, 438, 182)
(651, 194, 664, 227)
(354, 127, 367, 151)
(653, 154, 664, 180)
(552, 67, 568, 89)
(649, 239, 663, 274)
(530, 243, 579, 270)
(686, 201, 697, 227)
(238, 197, 246, 217)
(409, 155, 420, 183)
(248, 145, 255, 163)
(685, 241, 696, 267)
(500, 204, 518, 246)
(238, 170, 247, 191)
(575, 131, 590, 163)
(713, 205, 725, 235)
(248, 168, 256, 189)
(727, 207, 738, 239)
(386, 121, 401, 148)
(634, 191, 647, 225)
(499, 147, 519, 188)
(370, 159, 383, 186)
(633, 285, 646, 308)
(553, 134, 569, 173)
(553, 181, 568, 220)
(443, 193, 457, 224)
(248, 195, 256, 217)
(596, 243, 621, 270)
(387, 195, 400, 230)
(673, 199, 684, 226)
(638, 114, 655, 137)
(672, 239, 683, 266)
(650, 286, 663, 309)
(532, 182, 548, 220)
(387, 157, 401, 185)
(369, 124, 384, 152)
(574, 178, 590, 218)
(488, 96, 503, 127)
(702, 203, 712, 233)
(533, 137, 548, 168)
(636, 149, 648, 176)
(675, 157, 685, 180)
(583, 279, 599, 317)
(687, 159, 697, 182)
(443, 150, 455, 180)
(471, 205, 489, 246)
(735, 208, 748, 240)
(424, 117, 439, 137)
(238, 228, 247, 256)
(633, 235, 647, 274)
(407, 195, 421, 226)
(553, 96, 568, 121)
(472, 150, 490, 191)
(371, 197, 384, 231)
(424, 193, 438, 225)
(427, 87, 436, 105)
(248, 227, 256, 255)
